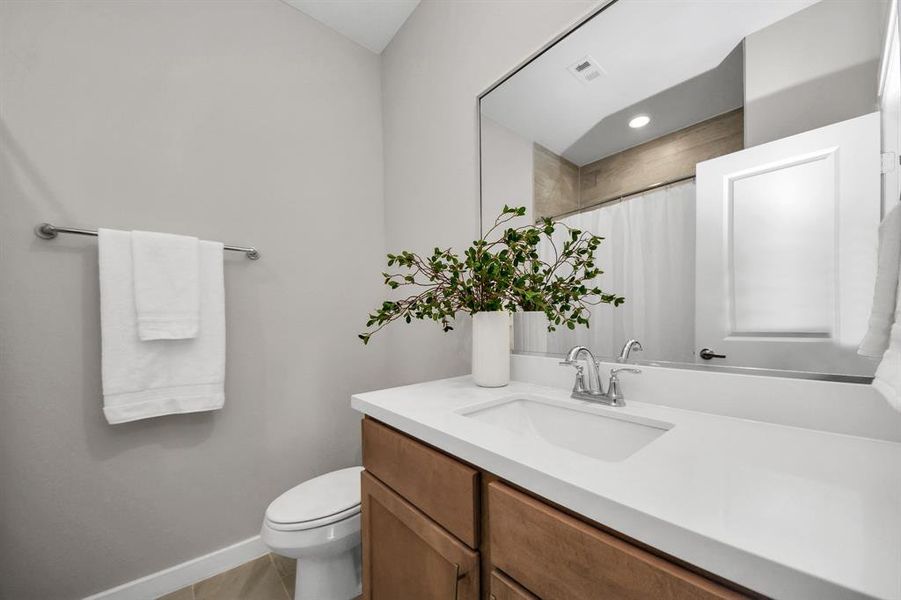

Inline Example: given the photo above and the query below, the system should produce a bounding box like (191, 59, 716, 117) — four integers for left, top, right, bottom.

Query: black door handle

(699, 348, 726, 360)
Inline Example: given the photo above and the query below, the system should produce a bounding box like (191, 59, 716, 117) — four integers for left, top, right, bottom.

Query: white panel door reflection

(731, 154, 835, 335)
(696, 112, 880, 376)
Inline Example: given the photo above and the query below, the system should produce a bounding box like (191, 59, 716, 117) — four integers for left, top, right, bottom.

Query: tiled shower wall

(533, 108, 744, 220)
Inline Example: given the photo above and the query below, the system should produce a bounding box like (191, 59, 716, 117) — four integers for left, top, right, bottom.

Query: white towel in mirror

(867, 204, 901, 412)
(859, 204, 901, 357)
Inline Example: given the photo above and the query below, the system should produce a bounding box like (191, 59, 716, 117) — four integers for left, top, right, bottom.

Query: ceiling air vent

(567, 55, 605, 84)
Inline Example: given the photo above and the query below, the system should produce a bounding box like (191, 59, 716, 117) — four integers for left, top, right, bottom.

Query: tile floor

(157, 553, 295, 600)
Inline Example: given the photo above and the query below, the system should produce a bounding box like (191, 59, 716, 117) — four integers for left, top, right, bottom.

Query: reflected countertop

(352, 376, 901, 600)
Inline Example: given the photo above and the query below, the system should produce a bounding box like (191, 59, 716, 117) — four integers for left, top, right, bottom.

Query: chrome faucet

(560, 346, 603, 395)
(560, 346, 640, 406)
(618, 339, 643, 362)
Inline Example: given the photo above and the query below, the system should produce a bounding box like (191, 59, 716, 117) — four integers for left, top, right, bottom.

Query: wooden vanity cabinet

(361, 417, 750, 600)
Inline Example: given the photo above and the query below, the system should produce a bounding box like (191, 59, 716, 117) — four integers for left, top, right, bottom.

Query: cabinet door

(362, 471, 480, 600)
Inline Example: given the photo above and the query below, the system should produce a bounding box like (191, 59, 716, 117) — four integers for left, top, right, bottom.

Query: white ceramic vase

(512, 311, 549, 354)
(472, 311, 510, 387)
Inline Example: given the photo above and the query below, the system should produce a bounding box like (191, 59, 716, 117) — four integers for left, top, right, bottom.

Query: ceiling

(282, 0, 420, 54)
(564, 43, 744, 165)
(480, 0, 818, 165)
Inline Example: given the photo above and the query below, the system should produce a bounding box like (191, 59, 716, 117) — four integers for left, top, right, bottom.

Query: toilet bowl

(261, 466, 363, 600)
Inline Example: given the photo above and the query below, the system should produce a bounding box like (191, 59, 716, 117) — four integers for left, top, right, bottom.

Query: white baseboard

(82, 535, 269, 600)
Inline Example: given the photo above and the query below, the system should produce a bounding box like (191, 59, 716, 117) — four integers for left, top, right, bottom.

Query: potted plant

(359, 206, 624, 387)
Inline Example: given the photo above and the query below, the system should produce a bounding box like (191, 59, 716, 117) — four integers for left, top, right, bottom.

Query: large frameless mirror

(479, 0, 898, 381)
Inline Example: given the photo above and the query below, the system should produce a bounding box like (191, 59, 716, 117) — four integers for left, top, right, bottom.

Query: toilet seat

(264, 466, 363, 532)
(264, 504, 360, 531)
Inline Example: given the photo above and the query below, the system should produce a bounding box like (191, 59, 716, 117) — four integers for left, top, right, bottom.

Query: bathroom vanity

(352, 366, 901, 600)
(359, 417, 743, 600)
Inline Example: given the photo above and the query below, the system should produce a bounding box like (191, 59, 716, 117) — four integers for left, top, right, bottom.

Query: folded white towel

(859, 204, 901, 357)
(99, 229, 225, 424)
(873, 318, 901, 413)
(132, 230, 200, 340)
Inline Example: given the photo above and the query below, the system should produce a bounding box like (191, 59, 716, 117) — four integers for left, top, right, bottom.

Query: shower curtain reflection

(534, 180, 697, 362)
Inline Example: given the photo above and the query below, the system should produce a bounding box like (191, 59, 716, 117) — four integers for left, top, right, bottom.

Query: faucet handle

(559, 360, 587, 394)
(605, 367, 640, 406)
(610, 367, 641, 377)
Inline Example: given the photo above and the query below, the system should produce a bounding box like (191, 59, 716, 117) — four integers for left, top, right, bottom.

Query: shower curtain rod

(33, 222, 261, 260)
(550, 174, 696, 221)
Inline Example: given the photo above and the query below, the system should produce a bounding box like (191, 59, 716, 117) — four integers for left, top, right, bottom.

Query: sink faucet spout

(562, 346, 603, 395)
(618, 339, 643, 363)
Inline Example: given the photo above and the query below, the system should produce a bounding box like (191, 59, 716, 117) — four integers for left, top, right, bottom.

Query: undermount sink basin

(459, 395, 672, 462)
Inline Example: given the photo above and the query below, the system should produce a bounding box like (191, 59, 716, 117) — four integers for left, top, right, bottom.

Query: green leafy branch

(359, 206, 625, 344)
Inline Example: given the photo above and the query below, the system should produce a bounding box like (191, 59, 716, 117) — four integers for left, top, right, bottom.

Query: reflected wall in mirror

(479, 0, 897, 379)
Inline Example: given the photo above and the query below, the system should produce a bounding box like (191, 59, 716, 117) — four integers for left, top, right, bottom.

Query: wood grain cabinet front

(361, 471, 480, 600)
(488, 482, 746, 600)
(489, 570, 539, 600)
(362, 417, 480, 548)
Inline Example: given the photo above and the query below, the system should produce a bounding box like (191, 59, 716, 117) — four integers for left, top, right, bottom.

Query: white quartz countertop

(352, 376, 901, 600)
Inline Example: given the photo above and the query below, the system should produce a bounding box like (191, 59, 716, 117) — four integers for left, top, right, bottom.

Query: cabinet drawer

(490, 570, 539, 600)
(489, 482, 745, 600)
(362, 418, 479, 547)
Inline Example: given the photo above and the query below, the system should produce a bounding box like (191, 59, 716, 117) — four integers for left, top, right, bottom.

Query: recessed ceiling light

(629, 115, 651, 128)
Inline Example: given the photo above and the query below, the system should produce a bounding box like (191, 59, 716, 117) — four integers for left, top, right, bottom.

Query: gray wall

(479, 116, 534, 232)
(0, 1, 387, 598)
(744, 0, 887, 146)
(379, 0, 598, 385)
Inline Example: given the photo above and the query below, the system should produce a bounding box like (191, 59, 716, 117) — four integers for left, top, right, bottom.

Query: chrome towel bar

(34, 222, 261, 260)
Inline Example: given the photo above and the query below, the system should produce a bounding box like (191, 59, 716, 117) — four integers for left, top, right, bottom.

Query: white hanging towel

(865, 204, 901, 412)
(98, 229, 225, 424)
(131, 230, 200, 340)
(873, 309, 901, 412)
(859, 204, 901, 357)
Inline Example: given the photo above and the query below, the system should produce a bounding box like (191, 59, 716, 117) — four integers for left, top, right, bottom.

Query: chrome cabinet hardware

(452, 563, 464, 600)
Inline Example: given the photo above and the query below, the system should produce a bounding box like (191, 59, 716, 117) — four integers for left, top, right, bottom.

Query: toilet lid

(265, 466, 363, 526)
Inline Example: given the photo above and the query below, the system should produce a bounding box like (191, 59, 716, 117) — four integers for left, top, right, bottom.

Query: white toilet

(261, 466, 363, 600)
